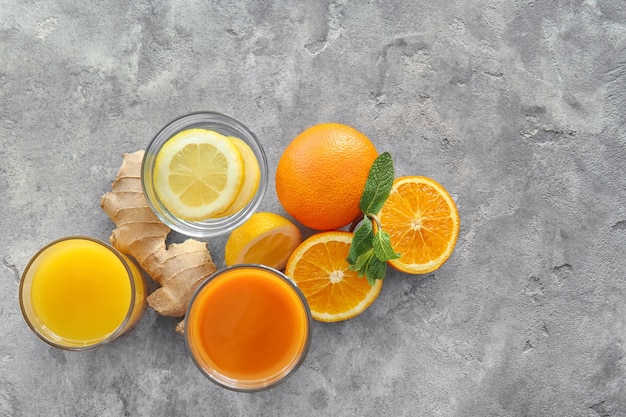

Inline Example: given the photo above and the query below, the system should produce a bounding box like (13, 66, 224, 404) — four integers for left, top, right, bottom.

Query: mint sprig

(347, 152, 400, 285)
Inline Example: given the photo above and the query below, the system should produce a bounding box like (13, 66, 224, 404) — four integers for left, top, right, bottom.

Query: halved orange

(284, 231, 382, 322)
(378, 176, 460, 274)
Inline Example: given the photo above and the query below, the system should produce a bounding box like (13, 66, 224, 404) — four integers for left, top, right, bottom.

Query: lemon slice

(154, 129, 244, 221)
(225, 212, 302, 269)
(216, 136, 261, 217)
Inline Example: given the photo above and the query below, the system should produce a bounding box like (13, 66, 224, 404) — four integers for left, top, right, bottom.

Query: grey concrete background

(1, 0, 625, 416)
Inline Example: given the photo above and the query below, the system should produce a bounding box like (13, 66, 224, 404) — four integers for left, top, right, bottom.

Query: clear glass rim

(19, 236, 139, 351)
(184, 264, 313, 392)
(141, 111, 269, 238)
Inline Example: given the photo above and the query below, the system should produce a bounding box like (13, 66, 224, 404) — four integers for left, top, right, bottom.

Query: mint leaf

(372, 229, 401, 261)
(349, 249, 386, 286)
(346, 151, 400, 285)
(349, 249, 375, 277)
(365, 256, 387, 285)
(347, 218, 374, 265)
(359, 152, 395, 215)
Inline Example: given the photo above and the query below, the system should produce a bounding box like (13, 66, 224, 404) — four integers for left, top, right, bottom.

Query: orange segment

(285, 231, 382, 322)
(378, 176, 460, 274)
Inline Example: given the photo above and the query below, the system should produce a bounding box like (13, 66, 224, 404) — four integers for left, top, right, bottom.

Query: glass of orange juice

(185, 265, 312, 391)
(19, 236, 146, 350)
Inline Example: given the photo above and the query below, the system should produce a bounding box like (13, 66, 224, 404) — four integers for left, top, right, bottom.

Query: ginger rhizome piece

(100, 150, 216, 318)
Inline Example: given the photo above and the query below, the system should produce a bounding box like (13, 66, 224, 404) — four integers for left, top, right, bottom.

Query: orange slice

(378, 176, 460, 274)
(284, 231, 383, 322)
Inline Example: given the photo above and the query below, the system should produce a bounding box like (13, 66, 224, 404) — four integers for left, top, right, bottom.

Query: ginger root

(100, 151, 216, 319)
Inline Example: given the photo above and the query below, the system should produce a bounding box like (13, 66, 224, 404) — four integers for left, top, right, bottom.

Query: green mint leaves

(347, 152, 400, 285)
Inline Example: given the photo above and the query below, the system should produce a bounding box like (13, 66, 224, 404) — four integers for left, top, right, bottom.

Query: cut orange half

(378, 176, 460, 274)
(285, 231, 382, 322)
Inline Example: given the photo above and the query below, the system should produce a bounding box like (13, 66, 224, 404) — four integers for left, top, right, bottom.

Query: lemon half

(225, 212, 302, 269)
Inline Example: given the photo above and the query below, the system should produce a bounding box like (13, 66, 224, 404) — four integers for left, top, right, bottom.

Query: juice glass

(19, 236, 146, 351)
(185, 265, 312, 392)
(142, 111, 268, 238)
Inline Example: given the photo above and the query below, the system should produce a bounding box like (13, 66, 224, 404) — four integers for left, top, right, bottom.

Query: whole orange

(276, 123, 378, 231)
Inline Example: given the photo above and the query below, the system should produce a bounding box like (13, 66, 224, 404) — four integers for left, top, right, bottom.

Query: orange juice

(20, 237, 146, 350)
(185, 265, 311, 391)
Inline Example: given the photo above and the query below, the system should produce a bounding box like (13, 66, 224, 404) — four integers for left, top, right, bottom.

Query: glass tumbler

(185, 265, 312, 392)
(141, 111, 268, 238)
(19, 236, 146, 351)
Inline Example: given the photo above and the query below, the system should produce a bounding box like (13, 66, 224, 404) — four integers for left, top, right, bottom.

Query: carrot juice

(20, 237, 146, 350)
(185, 265, 311, 391)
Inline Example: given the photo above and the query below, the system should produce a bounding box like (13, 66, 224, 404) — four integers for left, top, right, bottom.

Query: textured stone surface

(1, 0, 625, 416)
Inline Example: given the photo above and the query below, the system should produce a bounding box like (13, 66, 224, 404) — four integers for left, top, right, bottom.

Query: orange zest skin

(276, 123, 378, 231)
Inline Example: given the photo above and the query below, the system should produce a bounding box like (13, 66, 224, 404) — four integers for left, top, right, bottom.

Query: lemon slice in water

(154, 129, 244, 221)
(216, 136, 261, 217)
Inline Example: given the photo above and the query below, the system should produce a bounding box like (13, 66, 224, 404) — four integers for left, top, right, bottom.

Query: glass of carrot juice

(185, 265, 312, 391)
(19, 236, 146, 350)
